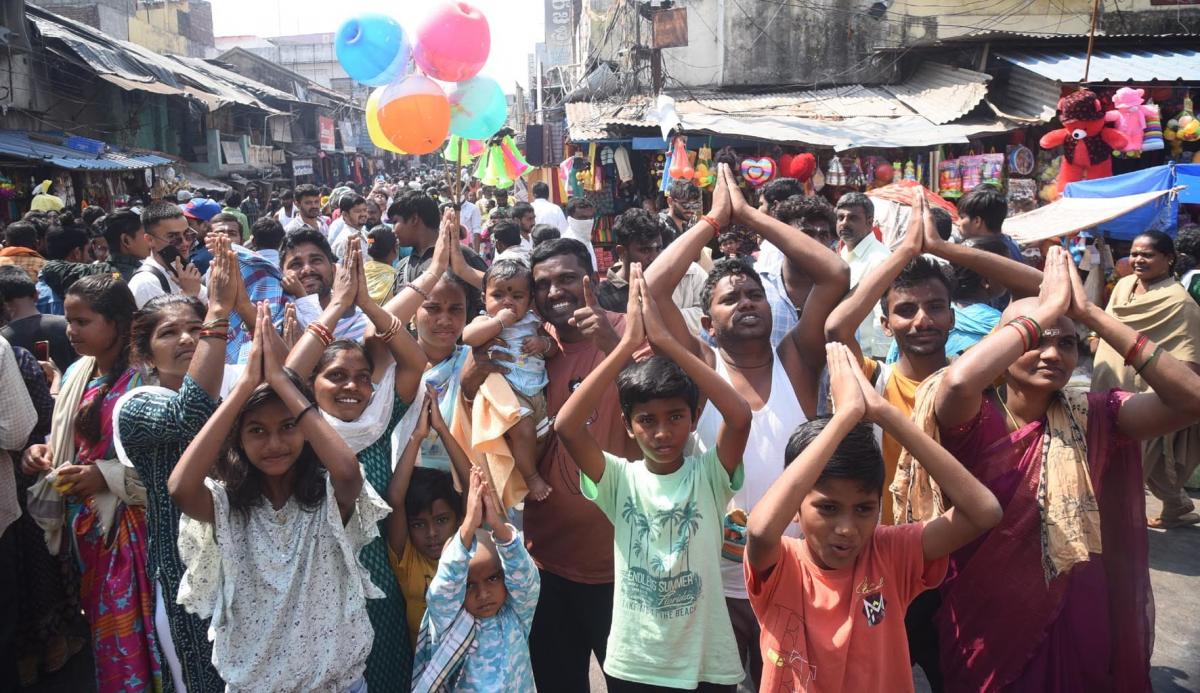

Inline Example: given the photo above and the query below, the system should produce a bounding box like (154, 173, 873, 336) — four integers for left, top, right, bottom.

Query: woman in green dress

(284, 241, 427, 688)
(111, 239, 243, 693)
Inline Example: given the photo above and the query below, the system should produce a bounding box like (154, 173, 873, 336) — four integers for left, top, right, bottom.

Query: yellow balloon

(366, 87, 407, 155)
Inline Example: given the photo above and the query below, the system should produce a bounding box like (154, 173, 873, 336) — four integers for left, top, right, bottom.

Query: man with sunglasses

(128, 201, 203, 308)
(659, 179, 701, 246)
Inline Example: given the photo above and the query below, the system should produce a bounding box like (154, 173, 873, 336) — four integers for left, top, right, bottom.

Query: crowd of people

(0, 162, 1198, 693)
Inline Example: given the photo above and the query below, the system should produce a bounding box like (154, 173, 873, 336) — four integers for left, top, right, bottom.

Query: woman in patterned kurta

(114, 290, 235, 693)
(284, 241, 429, 688)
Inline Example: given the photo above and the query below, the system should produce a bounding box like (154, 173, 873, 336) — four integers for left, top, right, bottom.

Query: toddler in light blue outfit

(462, 259, 558, 500)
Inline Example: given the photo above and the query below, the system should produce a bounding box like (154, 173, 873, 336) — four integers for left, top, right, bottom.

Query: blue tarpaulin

(1062, 163, 1200, 240)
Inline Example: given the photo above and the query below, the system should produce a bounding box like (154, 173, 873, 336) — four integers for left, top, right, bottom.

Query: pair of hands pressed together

(460, 464, 513, 545)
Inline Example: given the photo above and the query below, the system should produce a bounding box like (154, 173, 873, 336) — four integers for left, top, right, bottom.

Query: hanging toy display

(1142, 103, 1165, 152)
(1109, 87, 1157, 155)
(903, 160, 917, 182)
(938, 159, 962, 199)
(694, 146, 716, 188)
(668, 137, 695, 180)
(1038, 88, 1128, 198)
(788, 153, 816, 182)
(871, 163, 895, 188)
(498, 134, 531, 180)
(1176, 95, 1200, 144)
(825, 156, 847, 186)
(740, 157, 776, 187)
(334, 13, 411, 86)
(811, 165, 825, 192)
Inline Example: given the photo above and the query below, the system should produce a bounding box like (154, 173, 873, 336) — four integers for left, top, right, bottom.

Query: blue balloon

(447, 76, 508, 140)
(335, 13, 410, 87)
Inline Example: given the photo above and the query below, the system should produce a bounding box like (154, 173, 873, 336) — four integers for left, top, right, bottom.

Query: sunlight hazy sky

(208, 0, 545, 90)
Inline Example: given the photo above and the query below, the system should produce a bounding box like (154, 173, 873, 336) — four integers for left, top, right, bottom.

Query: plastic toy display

(1038, 88, 1127, 198)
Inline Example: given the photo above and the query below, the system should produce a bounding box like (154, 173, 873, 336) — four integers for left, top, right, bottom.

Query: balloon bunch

(337, 3, 507, 156)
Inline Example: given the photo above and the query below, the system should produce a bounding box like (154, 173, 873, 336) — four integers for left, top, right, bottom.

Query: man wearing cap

(183, 198, 222, 274)
(176, 189, 194, 205)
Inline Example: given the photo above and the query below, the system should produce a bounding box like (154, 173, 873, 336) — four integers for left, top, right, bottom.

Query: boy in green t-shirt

(555, 264, 752, 691)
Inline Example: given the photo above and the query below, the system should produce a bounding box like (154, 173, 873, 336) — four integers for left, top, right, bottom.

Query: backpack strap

(134, 264, 171, 293)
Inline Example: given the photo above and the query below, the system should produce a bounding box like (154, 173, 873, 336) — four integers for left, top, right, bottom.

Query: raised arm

(1066, 258, 1200, 439)
(644, 163, 734, 357)
(285, 243, 361, 378)
(169, 308, 266, 523)
(935, 246, 1073, 429)
(190, 237, 240, 397)
(825, 192, 927, 363)
(639, 268, 749, 475)
(386, 399, 429, 556)
(444, 211, 484, 289)
(922, 214, 1043, 299)
(745, 342, 866, 575)
(728, 165, 850, 366)
(262, 305, 363, 521)
(839, 342, 1001, 559)
(554, 284, 645, 484)
(351, 243, 425, 402)
(382, 223, 451, 323)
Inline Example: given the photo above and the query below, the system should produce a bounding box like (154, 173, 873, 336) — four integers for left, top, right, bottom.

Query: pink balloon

(413, 2, 490, 82)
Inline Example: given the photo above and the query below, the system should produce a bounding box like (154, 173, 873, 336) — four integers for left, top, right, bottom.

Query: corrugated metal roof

(175, 56, 302, 105)
(987, 65, 1060, 123)
(998, 47, 1200, 83)
(566, 60, 998, 146)
(881, 62, 990, 125)
(0, 130, 172, 171)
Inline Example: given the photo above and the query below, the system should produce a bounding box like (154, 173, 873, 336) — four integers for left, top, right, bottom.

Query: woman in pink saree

(927, 247, 1200, 691)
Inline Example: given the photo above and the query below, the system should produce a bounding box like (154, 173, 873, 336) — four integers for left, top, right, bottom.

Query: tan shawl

(893, 369, 1103, 582)
(26, 357, 145, 554)
(1093, 273, 1200, 393)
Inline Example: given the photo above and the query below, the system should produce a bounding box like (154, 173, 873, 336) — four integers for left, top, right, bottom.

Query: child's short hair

(784, 417, 885, 495)
(482, 258, 532, 292)
(616, 355, 699, 422)
(406, 467, 464, 519)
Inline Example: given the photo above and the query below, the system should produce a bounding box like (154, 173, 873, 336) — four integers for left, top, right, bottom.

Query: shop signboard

(319, 116, 336, 151)
(545, 0, 572, 66)
(293, 158, 314, 176)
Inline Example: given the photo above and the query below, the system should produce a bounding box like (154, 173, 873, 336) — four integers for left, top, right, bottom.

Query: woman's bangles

(307, 322, 334, 347)
(199, 318, 230, 341)
(1005, 315, 1043, 352)
(1126, 333, 1163, 375)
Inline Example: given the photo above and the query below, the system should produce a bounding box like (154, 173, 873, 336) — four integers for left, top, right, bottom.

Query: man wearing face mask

(128, 202, 204, 308)
(563, 197, 598, 271)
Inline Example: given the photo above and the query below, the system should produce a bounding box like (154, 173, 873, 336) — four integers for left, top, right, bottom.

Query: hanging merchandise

(1143, 103, 1165, 152)
(1038, 88, 1127, 198)
(599, 146, 616, 184)
(1110, 87, 1157, 153)
(577, 143, 597, 191)
(740, 158, 775, 187)
(694, 146, 716, 189)
(614, 146, 633, 183)
(938, 159, 962, 199)
(959, 156, 984, 192)
(442, 135, 485, 164)
(498, 135, 531, 181)
(0, 175, 15, 201)
(788, 153, 816, 182)
(1007, 145, 1035, 176)
(845, 157, 866, 188)
(871, 162, 895, 189)
(1176, 95, 1200, 143)
(669, 137, 695, 180)
(825, 156, 846, 186)
(980, 154, 1004, 188)
(903, 160, 917, 182)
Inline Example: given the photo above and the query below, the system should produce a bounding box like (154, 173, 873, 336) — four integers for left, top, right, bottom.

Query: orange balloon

(366, 88, 407, 154)
(375, 74, 451, 156)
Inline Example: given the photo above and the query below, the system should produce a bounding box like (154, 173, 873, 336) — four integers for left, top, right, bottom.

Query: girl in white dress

(169, 303, 389, 693)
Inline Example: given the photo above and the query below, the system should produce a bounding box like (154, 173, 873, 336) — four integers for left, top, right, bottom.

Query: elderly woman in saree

(1092, 230, 1200, 529)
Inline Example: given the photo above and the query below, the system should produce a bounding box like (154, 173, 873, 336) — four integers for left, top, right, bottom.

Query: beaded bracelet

(307, 322, 333, 347)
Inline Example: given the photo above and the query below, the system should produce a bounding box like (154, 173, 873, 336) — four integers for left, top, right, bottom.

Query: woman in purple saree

(926, 247, 1200, 692)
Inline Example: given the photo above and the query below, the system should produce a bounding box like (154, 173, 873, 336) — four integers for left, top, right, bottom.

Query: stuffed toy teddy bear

(1039, 88, 1128, 198)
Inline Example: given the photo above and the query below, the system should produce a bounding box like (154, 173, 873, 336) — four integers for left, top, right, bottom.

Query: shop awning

(997, 47, 1200, 84)
(565, 61, 1012, 149)
(0, 130, 172, 171)
(1004, 187, 1182, 244)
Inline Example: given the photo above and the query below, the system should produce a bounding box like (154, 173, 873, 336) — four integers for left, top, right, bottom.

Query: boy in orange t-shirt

(744, 343, 1002, 693)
